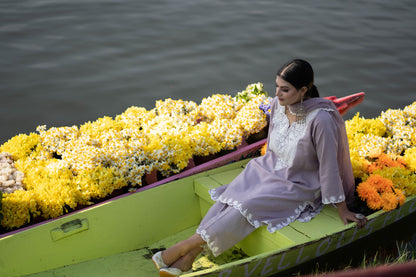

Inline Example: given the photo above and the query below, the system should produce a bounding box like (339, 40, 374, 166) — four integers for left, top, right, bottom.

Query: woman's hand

(336, 201, 368, 228)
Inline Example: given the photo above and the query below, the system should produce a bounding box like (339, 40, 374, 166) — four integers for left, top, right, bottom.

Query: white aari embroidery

(322, 194, 345, 204)
(269, 104, 319, 170)
(196, 229, 220, 256)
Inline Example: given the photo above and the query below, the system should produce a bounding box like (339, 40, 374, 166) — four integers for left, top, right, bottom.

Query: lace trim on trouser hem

(196, 228, 220, 257)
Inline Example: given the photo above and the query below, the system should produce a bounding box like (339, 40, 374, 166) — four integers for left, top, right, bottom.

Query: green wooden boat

(1, 158, 415, 277)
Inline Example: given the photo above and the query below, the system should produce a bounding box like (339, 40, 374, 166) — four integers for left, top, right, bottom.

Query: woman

(152, 59, 368, 277)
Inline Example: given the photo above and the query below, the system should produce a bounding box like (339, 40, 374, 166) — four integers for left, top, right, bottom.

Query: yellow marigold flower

(349, 150, 369, 179)
(209, 118, 243, 150)
(345, 113, 386, 138)
(38, 125, 79, 156)
(116, 106, 155, 129)
(0, 133, 40, 160)
(199, 94, 237, 121)
(404, 147, 416, 171)
(75, 166, 126, 201)
(370, 166, 416, 196)
(358, 134, 388, 158)
(189, 122, 222, 156)
(234, 96, 268, 137)
(154, 98, 199, 125)
(1, 191, 33, 229)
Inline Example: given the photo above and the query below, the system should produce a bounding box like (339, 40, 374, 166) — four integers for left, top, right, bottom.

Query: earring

(296, 96, 306, 125)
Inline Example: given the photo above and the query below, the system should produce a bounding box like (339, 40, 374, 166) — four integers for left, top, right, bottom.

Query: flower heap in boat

(346, 101, 416, 211)
(0, 83, 269, 229)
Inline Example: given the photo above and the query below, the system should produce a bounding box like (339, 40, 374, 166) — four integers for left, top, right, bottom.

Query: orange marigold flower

(356, 181, 377, 200)
(357, 181, 384, 210)
(357, 173, 407, 211)
(366, 174, 394, 193)
(367, 153, 406, 174)
(394, 188, 406, 206)
(381, 192, 399, 211)
(366, 193, 384, 210)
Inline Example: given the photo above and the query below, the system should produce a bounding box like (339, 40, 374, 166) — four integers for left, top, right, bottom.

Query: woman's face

(275, 76, 305, 106)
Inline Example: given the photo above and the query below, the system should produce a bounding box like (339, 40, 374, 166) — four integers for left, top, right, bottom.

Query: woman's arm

(313, 111, 347, 204)
(312, 111, 368, 228)
(336, 201, 368, 228)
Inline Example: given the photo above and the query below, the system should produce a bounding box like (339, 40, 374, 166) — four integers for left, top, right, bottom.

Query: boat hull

(1, 158, 415, 277)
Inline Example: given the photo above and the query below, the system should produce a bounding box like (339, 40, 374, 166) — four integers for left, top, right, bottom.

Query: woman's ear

(300, 86, 308, 97)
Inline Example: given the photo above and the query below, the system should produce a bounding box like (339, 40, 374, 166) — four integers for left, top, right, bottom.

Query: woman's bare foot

(161, 234, 205, 267)
(168, 246, 203, 272)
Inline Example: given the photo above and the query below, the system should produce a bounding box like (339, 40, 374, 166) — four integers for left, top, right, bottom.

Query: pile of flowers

(0, 153, 25, 194)
(1, 84, 415, 230)
(0, 83, 269, 230)
(346, 101, 416, 211)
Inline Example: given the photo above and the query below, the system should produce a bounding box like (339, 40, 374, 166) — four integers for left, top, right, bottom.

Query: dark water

(1, 0, 415, 270)
(1, 0, 416, 143)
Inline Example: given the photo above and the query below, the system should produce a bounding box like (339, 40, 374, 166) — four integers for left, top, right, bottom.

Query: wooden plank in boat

(289, 206, 345, 239)
(208, 167, 245, 185)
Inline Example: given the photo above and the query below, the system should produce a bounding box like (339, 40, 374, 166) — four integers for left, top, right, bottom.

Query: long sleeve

(312, 111, 346, 204)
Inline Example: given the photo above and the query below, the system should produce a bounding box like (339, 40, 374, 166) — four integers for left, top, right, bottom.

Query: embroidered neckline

(269, 103, 335, 171)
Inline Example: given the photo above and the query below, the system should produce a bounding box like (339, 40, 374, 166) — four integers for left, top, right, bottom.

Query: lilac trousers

(196, 201, 256, 257)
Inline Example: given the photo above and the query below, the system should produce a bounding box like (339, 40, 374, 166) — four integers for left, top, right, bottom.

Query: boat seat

(194, 169, 346, 256)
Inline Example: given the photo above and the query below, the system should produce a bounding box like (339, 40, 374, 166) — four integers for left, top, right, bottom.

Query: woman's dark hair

(277, 59, 320, 98)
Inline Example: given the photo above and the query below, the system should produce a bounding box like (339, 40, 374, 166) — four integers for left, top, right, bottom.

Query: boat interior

(11, 159, 350, 277)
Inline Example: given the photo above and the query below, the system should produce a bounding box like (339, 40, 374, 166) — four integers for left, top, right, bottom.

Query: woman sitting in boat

(152, 58, 368, 277)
